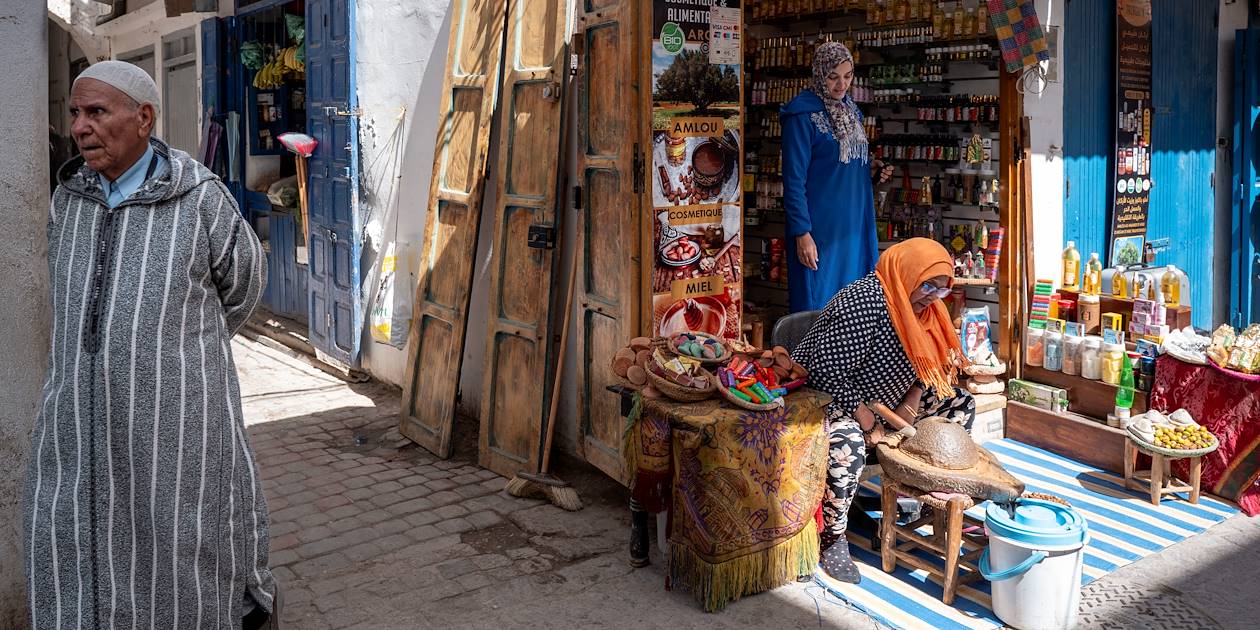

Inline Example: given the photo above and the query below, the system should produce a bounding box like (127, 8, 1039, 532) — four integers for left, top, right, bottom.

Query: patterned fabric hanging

(988, 0, 1051, 73)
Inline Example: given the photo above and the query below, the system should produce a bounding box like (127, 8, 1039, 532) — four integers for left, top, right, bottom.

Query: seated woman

(791, 238, 975, 583)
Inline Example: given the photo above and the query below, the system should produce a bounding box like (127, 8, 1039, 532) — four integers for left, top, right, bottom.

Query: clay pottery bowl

(659, 236, 703, 267)
(691, 140, 732, 189)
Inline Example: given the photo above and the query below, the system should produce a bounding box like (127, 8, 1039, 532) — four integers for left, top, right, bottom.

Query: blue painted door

(306, 0, 361, 365)
(1233, 27, 1260, 326)
(1062, 0, 1115, 261)
(1149, 0, 1218, 328)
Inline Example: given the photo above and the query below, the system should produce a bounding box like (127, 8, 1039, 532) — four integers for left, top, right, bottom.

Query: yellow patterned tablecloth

(624, 389, 831, 611)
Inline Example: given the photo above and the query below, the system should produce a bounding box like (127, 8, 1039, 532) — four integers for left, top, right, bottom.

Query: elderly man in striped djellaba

(24, 61, 280, 629)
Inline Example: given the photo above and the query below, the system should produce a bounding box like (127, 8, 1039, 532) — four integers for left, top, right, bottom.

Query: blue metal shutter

(1232, 27, 1260, 326)
(1062, 0, 1115, 263)
(1150, 0, 1218, 328)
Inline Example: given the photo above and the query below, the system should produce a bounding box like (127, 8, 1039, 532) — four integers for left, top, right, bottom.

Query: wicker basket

(667, 331, 731, 365)
(1126, 427, 1220, 458)
(711, 373, 783, 411)
(646, 366, 715, 403)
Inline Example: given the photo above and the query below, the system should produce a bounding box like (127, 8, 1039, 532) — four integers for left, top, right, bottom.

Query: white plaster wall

(0, 2, 49, 624)
(1216, 1, 1250, 325)
(353, 0, 452, 389)
(89, 1, 219, 143)
(1026, 0, 1066, 286)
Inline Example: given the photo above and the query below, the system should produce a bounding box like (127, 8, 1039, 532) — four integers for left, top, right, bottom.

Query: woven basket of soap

(711, 347, 808, 410)
(610, 337, 656, 386)
(645, 349, 715, 403)
(668, 331, 731, 364)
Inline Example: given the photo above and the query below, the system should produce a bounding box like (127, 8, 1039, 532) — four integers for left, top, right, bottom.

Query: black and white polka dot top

(791, 272, 917, 421)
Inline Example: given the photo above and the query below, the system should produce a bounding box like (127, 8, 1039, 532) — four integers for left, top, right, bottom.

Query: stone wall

(0, 2, 50, 626)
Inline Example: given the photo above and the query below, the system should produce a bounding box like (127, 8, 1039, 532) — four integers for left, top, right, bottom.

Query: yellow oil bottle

(1161, 265, 1181, 308)
(1062, 241, 1081, 291)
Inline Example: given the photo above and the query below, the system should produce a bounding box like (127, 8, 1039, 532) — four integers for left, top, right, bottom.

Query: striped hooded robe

(25, 138, 276, 628)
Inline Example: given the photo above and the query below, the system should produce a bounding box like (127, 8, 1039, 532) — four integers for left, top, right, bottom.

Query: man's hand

(796, 233, 819, 271)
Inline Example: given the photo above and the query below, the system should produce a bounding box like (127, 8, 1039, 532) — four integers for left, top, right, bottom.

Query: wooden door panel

(401, 0, 508, 457)
(478, 0, 571, 477)
(574, 1, 641, 484)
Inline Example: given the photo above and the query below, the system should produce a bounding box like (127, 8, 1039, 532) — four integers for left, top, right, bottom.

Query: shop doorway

(162, 28, 200, 156)
(200, 0, 361, 366)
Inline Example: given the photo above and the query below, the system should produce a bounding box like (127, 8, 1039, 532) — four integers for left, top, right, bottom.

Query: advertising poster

(651, 0, 744, 340)
(1110, 0, 1153, 266)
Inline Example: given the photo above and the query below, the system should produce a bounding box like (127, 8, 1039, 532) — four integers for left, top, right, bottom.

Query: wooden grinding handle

(869, 401, 912, 432)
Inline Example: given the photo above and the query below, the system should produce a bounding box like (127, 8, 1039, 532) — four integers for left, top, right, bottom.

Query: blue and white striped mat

(814, 438, 1238, 630)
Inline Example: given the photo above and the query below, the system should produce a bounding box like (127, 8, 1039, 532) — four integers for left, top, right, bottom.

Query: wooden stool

(1124, 440, 1203, 506)
(879, 479, 988, 605)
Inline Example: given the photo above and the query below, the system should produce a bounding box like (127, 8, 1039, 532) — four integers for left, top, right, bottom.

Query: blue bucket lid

(985, 498, 1088, 547)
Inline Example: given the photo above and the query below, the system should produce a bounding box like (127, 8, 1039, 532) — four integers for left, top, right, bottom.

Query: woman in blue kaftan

(781, 42, 888, 313)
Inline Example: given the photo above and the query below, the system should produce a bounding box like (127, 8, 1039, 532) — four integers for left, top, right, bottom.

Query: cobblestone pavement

(235, 337, 877, 629)
(235, 336, 1260, 629)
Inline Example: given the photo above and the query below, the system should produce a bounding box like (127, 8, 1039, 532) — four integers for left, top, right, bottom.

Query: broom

(504, 225, 582, 511)
(277, 132, 318, 242)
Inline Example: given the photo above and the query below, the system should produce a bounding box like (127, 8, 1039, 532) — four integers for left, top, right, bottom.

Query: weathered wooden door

(400, 0, 508, 457)
(477, 0, 572, 477)
(573, 0, 643, 483)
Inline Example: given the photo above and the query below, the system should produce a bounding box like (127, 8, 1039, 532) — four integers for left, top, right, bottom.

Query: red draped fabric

(1150, 356, 1260, 516)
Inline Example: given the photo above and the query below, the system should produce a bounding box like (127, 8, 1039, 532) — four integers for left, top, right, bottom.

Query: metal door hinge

(1065, 178, 1069, 198)
(632, 144, 645, 194)
(527, 225, 556, 249)
(325, 312, 332, 331)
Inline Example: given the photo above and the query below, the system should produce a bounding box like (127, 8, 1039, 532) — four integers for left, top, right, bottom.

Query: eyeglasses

(918, 282, 952, 299)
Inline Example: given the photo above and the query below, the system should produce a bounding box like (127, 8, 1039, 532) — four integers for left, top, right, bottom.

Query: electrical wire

(1016, 63, 1048, 96)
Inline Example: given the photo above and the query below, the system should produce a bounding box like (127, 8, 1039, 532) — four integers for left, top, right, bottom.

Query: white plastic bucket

(980, 499, 1090, 630)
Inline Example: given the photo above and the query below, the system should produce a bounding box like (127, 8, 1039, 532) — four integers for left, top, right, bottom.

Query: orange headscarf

(874, 238, 967, 396)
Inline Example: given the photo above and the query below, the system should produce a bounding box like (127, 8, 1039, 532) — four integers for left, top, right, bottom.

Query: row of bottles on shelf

(749, 77, 902, 106)
(752, 84, 999, 109)
(869, 62, 951, 85)
(908, 95, 999, 122)
(1061, 242, 1189, 308)
(750, 32, 996, 73)
(747, 0, 990, 35)
(882, 172, 1000, 207)
(747, 0, 860, 22)
(874, 133, 964, 162)
(747, 112, 880, 151)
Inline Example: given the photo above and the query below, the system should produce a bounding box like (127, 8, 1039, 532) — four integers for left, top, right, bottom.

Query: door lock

(527, 225, 556, 249)
(541, 82, 563, 102)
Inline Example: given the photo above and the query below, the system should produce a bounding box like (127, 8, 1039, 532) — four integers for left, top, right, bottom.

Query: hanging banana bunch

(252, 45, 305, 90)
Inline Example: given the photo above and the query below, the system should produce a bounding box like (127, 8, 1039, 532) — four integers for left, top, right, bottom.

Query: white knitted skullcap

(74, 60, 161, 113)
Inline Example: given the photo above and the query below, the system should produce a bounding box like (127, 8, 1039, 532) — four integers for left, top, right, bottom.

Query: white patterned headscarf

(811, 42, 868, 164)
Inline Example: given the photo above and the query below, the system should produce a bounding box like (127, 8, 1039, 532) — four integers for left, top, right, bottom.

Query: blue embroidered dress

(780, 89, 878, 312)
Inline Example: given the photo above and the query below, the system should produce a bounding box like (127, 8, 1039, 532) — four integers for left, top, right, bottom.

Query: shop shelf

(1020, 363, 1149, 420)
(1056, 289, 1193, 332)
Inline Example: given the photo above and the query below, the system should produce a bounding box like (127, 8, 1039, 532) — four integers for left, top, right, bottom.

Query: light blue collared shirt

(98, 144, 166, 209)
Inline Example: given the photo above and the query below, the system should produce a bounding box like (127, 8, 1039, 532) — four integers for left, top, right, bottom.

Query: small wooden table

(1123, 439, 1204, 506)
(879, 479, 988, 605)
